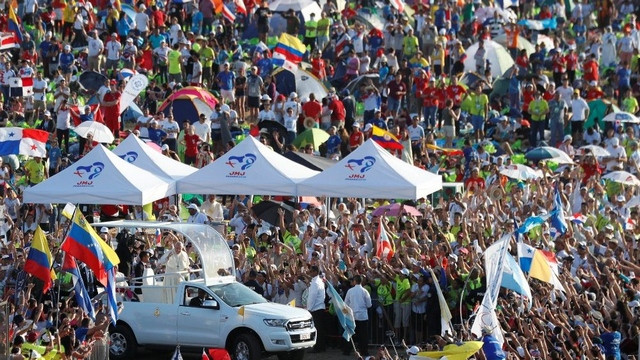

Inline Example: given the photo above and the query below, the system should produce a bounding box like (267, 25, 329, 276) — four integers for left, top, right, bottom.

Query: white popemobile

(92, 220, 316, 360)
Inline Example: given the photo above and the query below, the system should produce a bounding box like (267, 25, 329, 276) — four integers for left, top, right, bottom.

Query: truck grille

(286, 319, 314, 330)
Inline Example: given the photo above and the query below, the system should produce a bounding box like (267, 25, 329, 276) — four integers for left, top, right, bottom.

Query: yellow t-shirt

(468, 93, 488, 116)
(25, 160, 46, 184)
(168, 50, 182, 74)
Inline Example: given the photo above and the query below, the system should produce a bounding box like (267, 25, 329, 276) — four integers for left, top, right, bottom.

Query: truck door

(177, 285, 222, 347)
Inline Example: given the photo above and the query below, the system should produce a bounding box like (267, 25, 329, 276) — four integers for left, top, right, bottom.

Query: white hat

(589, 80, 597, 86)
(139, 4, 146, 9)
(187, 203, 199, 210)
(364, 123, 373, 132)
(406, 346, 420, 356)
(563, 134, 572, 142)
(161, 144, 169, 151)
(400, 268, 410, 276)
(261, 94, 271, 101)
(44, 110, 51, 117)
(439, 28, 446, 35)
(352, 122, 360, 128)
(100, 227, 109, 233)
(64, 44, 71, 51)
(127, 38, 134, 42)
(611, 137, 620, 146)
(221, 104, 231, 112)
(289, 92, 298, 98)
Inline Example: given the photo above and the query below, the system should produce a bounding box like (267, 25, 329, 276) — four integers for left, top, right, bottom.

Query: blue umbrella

(525, 146, 574, 164)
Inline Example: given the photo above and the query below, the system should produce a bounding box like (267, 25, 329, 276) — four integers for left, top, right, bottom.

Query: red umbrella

(372, 203, 422, 217)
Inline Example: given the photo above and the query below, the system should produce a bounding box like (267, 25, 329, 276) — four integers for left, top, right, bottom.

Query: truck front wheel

(109, 325, 137, 360)
(231, 333, 261, 360)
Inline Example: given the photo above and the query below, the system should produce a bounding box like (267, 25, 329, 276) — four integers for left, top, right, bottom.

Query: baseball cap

(161, 144, 169, 151)
(400, 268, 410, 276)
(187, 203, 199, 210)
(406, 346, 420, 356)
(352, 122, 360, 128)
(364, 123, 373, 132)
(100, 227, 109, 233)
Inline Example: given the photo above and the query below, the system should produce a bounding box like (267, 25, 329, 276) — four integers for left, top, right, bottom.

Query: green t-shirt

(283, 230, 302, 254)
(623, 97, 639, 114)
(468, 93, 488, 116)
(168, 49, 182, 74)
(374, 279, 393, 306)
(529, 99, 549, 121)
(200, 46, 215, 68)
(316, 18, 332, 37)
(24, 160, 46, 184)
(403, 35, 419, 57)
(394, 275, 411, 304)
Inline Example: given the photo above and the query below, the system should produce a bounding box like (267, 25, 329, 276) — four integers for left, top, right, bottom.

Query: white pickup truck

(93, 221, 316, 360)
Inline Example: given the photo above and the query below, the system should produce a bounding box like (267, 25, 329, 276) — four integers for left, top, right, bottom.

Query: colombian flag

(61, 212, 120, 286)
(7, 6, 22, 43)
(274, 33, 306, 65)
(24, 227, 56, 292)
(371, 125, 403, 151)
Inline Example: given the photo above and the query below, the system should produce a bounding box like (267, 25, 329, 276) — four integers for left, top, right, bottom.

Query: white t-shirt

(134, 12, 150, 32)
(106, 40, 121, 60)
(408, 124, 425, 141)
(570, 98, 589, 121)
(32, 78, 47, 102)
(258, 109, 276, 122)
(606, 145, 626, 171)
(88, 38, 104, 57)
(56, 107, 70, 130)
(73, 14, 84, 30)
(192, 61, 202, 84)
(284, 114, 297, 132)
(137, 115, 153, 138)
(192, 121, 211, 141)
(162, 120, 180, 139)
(618, 36, 634, 53)
(556, 86, 574, 108)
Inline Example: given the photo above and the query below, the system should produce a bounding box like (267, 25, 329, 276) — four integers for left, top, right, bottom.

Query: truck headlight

(263, 319, 287, 327)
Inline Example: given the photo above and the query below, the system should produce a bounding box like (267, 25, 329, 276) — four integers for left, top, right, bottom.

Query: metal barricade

(86, 335, 109, 360)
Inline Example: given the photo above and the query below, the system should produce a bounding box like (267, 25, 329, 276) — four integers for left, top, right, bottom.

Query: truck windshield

(208, 283, 267, 307)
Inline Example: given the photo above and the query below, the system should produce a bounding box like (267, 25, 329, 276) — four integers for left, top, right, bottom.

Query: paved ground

(137, 346, 369, 359)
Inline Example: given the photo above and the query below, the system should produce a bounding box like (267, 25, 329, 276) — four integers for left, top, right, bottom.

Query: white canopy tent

(24, 145, 173, 204)
(177, 136, 319, 196)
(297, 139, 443, 200)
(113, 135, 197, 181)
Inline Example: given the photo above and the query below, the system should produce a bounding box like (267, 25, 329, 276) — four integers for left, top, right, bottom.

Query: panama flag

(10, 76, 33, 97)
(0, 127, 49, 157)
(570, 213, 587, 225)
(517, 242, 536, 273)
(375, 223, 395, 261)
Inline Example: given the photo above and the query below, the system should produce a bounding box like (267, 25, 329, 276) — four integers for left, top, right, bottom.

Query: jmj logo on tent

(344, 156, 376, 180)
(119, 151, 138, 163)
(225, 153, 257, 178)
(73, 162, 105, 187)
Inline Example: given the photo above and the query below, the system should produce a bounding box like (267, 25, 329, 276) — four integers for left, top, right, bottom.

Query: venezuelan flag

(371, 125, 403, 151)
(61, 212, 119, 286)
(7, 6, 22, 43)
(24, 227, 56, 292)
(274, 33, 306, 65)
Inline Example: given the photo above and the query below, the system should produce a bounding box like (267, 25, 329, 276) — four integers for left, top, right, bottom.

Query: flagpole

(52, 205, 79, 326)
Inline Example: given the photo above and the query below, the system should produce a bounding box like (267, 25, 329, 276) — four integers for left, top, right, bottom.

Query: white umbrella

(535, 34, 555, 49)
(493, 34, 535, 54)
(602, 171, 640, 186)
(463, 40, 515, 78)
(73, 121, 115, 143)
(474, 6, 517, 23)
(603, 112, 640, 124)
(624, 195, 640, 209)
(499, 164, 543, 180)
(579, 145, 610, 157)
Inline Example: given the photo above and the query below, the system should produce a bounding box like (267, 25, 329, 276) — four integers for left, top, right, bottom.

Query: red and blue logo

(344, 156, 376, 180)
(225, 153, 257, 178)
(73, 162, 104, 187)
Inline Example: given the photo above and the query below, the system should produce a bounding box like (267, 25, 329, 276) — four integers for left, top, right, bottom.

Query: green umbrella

(292, 128, 330, 151)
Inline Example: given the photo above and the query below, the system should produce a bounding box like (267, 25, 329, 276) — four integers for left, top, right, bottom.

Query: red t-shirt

(184, 133, 201, 157)
(387, 80, 406, 100)
(516, 55, 529, 69)
(435, 88, 447, 109)
(302, 100, 322, 120)
(552, 56, 566, 73)
(583, 60, 599, 82)
(103, 91, 121, 120)
(586, 88, 604, 101)
(465, 177, 485, 189)
(543, 90, 555, 102)
(522, 88, 535, 112)
(422, 86, 437, 107)
(446, 84, 466, 105)
(328, 98, 345, 121)
(565, 53, 578, 71)
(349, 130, 363, 148)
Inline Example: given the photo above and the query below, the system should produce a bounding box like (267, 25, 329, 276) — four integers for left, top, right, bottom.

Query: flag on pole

(529, 249, 565, 292)
(326, 281, 356, 341)
(274, 33, 306, 65)
(62, 254, 96, 320)
(0, 32, 18, 51)
(155, 228, 162, 246)
(61, 212, 120, 286)
(7, 6, 22, 43)
(171, 346, 184, 360)
(271, 53, 299, 71)
(202, 349, 209, 360)
(221, 4, 236, 23)
(517, 242, 536, 273)
(417, 341, 484, 360)
(429, 268, 453, 336)
(502, 253, 532, 308)
(550, 186, 568, 235)
(0, 127, 49, 157)
(375, 222, 395, 261)
(24, 226, 56, 293)
(371, 125, 404, 151)
(234, 0, 247, 14)
(106, 268, 119, 325)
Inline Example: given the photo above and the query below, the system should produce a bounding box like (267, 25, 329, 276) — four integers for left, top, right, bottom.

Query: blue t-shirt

(59, 52, 74, 68)
(39, 41, 51, 56)
(326, 135, 341, 154)
(149, 34, 165, 49)
(79, 113, 93, 123)
(509, 76, 521, 95)
(148, 128, 167, 145)
(117, 18, 132, 37)
(216, 71, 235, 91)
(617, 68, 631, 89)
(191, 12, 203, 35)
(482, 335, 506, 360)
(49, 147, 62, 169)
(435, 9, 446, 29)
(600, 331, 621, 360)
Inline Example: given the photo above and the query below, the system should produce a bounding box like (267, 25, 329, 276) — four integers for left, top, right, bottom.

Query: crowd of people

(0, 0, 638, 358)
